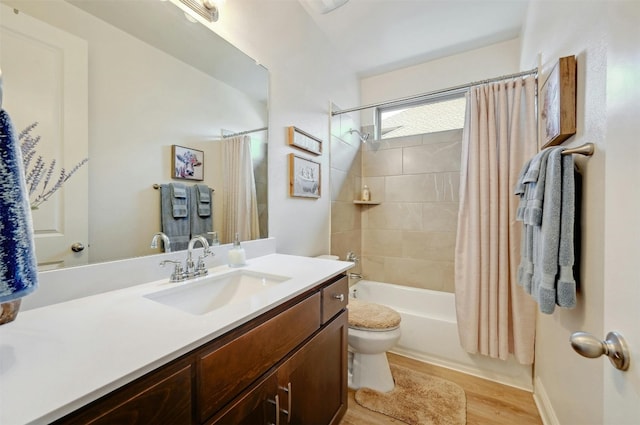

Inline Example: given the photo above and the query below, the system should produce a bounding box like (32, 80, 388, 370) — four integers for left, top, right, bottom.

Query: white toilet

(347, 298, 401, 392)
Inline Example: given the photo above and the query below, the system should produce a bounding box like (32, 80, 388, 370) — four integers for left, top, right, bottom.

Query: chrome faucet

(150, 232, 171, 252)
(186, 235, 213, 278)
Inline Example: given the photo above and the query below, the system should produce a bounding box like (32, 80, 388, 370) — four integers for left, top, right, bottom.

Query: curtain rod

(331, 67, 538, 116)
(221, 127, 268, 138)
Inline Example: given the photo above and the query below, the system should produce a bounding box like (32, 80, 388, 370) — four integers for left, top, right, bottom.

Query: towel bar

(561, 143, 594, 156)
(153, 183, 214, 192)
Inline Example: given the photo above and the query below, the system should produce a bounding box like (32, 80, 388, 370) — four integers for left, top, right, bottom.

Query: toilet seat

(348, 298, 401, 331)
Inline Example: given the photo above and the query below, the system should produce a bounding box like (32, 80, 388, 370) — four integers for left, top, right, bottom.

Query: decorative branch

(19, 122, 88, 209)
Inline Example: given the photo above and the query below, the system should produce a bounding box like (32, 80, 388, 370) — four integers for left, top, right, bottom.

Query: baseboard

(390, 347, 533, 391)
(533, 376, 560, 425)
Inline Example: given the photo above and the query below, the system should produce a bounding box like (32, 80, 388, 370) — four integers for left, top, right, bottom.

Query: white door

(0, 4, 88, 269)
(601, 2, 640, 423)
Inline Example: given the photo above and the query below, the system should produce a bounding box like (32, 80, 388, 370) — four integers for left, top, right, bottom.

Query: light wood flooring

(340, 352, 543, 425)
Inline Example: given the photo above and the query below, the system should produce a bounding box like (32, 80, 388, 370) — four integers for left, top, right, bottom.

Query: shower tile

(331, 229, 361, 261)
(363, 148, 402, 177)
(403, 141, 462, 174)
(367, 134, 423, 151)
(421, 128, 463, 145)
(423, 202, 459, 231)
(384, 258, 453, 292)
(435, 172, 460, 202)
(331, 200, 360, 233)
(364, 203, 423, 231)
(362, 229, 403, 257)
(402, 231, 456, 262)
(386, 174, 440, 202)
(361, 255, 385, 281)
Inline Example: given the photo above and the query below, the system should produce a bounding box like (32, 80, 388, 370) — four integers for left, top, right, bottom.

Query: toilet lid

(348, 298, 401, 330)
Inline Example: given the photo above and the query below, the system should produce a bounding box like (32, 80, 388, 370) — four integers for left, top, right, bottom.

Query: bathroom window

(376, 93, 466, 139)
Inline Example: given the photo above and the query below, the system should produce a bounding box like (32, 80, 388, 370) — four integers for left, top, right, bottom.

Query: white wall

(520, 2, 609, 424)
(359, 38, 521, 126)
(190, 0, 360, 257)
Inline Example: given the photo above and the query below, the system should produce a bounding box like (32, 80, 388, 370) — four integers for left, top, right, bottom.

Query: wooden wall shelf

(353, 200, 381, 205)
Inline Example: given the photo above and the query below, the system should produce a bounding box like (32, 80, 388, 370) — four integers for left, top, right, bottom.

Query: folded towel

(170, 183, 188, 218)
(0, 109, 39, 303)
(524, 149, 553, 226)
(160, 184, 190, 251)
(190, 185, 213, 243)
(195, 184, 211, 217)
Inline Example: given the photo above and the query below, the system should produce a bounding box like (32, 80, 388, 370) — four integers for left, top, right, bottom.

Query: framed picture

(289, 153, 321, 198)
(172, 145, 204, 181)
(287, 126, 322, 155)
(540, 55, 577, 148)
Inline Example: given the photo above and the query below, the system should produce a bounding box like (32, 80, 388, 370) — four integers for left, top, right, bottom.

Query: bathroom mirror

(0, 0, 269, 269)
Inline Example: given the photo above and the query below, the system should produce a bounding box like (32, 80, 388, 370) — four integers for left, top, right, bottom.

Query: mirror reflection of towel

(0, 109, 39, 302)
(160, 184, 190, 251)
(170, 183, 188, 218)
(190, 185, 213, 243)
(195, 184, 211, 217)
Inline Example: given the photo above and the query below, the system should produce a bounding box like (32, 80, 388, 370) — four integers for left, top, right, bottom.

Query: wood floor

(340, 352, 543, 425)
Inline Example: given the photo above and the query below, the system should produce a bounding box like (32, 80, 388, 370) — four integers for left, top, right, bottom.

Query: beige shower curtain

(455, 76, 538, 365)
(222, 135, 260, 244)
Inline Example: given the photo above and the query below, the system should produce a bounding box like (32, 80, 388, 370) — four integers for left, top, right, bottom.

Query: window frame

(374, 89, 468, 140)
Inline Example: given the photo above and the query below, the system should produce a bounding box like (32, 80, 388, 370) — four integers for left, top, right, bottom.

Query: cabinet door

(277, 310, 348, 425)
(207, 371, 279, 425)
(54, 363, 193, 425)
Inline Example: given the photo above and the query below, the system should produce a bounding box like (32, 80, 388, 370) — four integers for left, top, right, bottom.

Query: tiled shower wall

(361, 129, 462, 292)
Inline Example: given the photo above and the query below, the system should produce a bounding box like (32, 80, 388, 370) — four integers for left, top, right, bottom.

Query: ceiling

(298, 0, 530, 77)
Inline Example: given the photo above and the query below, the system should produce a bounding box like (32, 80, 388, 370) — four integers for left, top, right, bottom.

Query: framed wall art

(172, 145, 204, 181)
(289, 153, 321, 198)
(540, 55, 577, 148)
(287, 126, 323, 155)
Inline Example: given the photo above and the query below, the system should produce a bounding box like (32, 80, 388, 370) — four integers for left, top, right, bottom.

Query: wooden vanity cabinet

(53, 361, 194, 425)
(54, 273, 348, 425)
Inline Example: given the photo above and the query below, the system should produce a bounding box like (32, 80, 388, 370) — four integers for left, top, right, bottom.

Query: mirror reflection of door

(1, 4, 89, 270)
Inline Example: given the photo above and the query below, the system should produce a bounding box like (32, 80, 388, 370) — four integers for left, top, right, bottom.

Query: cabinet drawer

(198, 292, 321, 422)
(321, 275, 348, 324)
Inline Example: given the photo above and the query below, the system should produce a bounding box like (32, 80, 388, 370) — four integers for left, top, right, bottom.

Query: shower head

(348, 128, 370, 143)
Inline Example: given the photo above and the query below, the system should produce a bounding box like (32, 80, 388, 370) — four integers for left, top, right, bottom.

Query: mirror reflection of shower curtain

(222, 135, 260, 244)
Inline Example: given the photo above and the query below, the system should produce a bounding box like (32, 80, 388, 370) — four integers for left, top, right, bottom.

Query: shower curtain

(455, 76, 538, 365)
(222, 135, 260, 244)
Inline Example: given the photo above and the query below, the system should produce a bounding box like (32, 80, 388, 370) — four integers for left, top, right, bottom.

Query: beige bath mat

(354, 365, 466, 425)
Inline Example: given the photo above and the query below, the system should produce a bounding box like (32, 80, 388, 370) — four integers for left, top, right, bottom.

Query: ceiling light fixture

(179, 0, 219, 22)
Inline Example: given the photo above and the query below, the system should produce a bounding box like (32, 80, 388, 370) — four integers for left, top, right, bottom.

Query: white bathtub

(350, 280, 533, 390)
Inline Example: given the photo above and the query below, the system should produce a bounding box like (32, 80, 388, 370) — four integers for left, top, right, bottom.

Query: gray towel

(556, 153, 577, 308)
(533, 148, 564, 313)
(524, 149, 553, 226)
(529, 148, 577, 314)
(190, 184, 213, 243)
(160, 184, 190, 251)
(515, 149, 552, 292)
(171, 183, 188, 218)
(195, 184, 211, 217)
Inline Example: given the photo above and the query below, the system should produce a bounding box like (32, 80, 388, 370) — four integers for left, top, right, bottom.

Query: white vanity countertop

(0, 253, 352, 425)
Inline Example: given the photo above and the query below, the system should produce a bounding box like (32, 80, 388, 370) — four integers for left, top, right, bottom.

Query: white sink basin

(144, 270, 291, 315)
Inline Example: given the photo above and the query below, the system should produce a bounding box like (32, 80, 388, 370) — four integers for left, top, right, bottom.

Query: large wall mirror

(0, 0, 269, 270)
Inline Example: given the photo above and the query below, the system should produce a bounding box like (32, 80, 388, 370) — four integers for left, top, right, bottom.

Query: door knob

(570, 331, 630, 371)
(71, 242, 85, 252)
